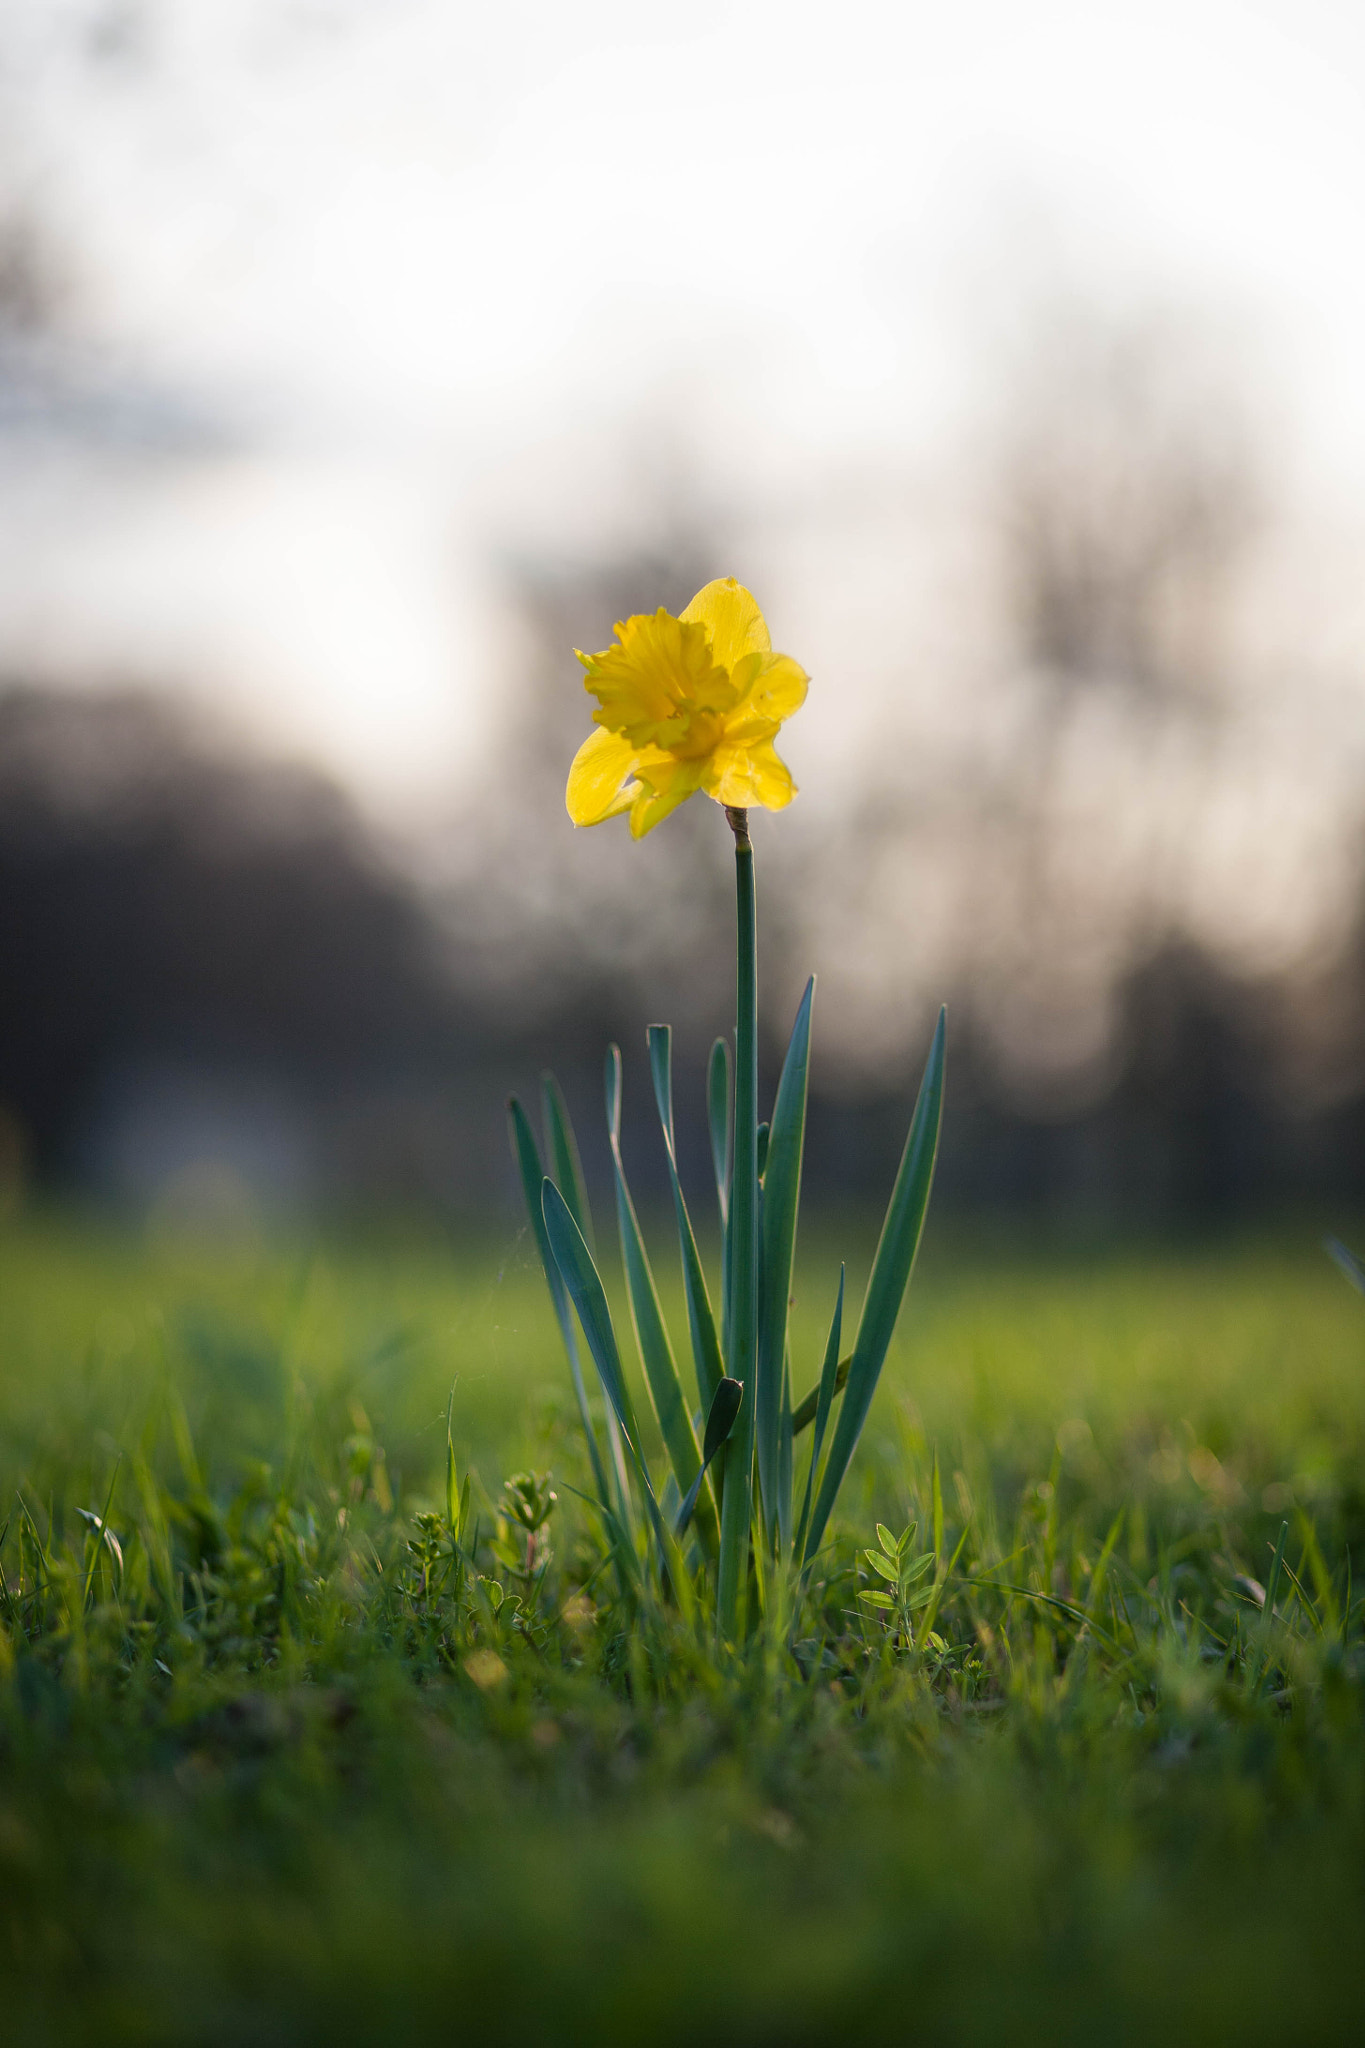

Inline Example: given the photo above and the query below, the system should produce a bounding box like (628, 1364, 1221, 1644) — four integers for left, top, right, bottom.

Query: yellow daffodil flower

(566, 577, 808, 838)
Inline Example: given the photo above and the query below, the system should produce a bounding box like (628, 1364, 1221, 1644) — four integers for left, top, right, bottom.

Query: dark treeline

(1, 681, 1362, 1234)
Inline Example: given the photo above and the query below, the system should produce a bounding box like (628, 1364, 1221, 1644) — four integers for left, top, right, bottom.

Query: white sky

(3, 0, 1365, 814)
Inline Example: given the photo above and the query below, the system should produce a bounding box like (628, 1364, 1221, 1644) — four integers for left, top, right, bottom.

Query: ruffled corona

(566, 578, 808, 837)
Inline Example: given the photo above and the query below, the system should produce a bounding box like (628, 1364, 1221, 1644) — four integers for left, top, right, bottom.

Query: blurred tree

(0, 687, 469, 1186)
(825, 300, 1271, 1114)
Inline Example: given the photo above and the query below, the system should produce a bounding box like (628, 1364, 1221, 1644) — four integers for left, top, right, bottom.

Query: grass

(0, 1209, 1362, 2044)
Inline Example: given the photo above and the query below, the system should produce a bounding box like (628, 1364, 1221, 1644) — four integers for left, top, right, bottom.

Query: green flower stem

(717, 806, 757, 1640)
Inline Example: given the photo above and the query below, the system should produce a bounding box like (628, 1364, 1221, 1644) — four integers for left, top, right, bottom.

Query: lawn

(0, 1211, 1362, 2044)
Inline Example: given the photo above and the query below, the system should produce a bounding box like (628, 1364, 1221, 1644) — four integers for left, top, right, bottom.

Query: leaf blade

(542, 1071, 595, 1254)
(605, 1047, 715, 1550)
(508, 1096, 612, 1510)
(805, 1009, 945, 1561)
(676, 1377, 744, 1538)
(795, 1266, 844, 1561)
(648, 1025, 725, 1412)
(755, 977, 814, 1546)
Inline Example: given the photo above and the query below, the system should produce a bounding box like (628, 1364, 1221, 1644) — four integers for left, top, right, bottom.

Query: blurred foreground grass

(1, 1212, 1362, 2044)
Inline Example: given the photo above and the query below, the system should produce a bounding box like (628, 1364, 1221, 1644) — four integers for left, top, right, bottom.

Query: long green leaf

(755, 976, 814, 1545)
(542, 1178, 695, 1617)
(794, 1266, 843, 1561)
(507, 1097, 611, 1510)
(542, 1072, 595, 1254)
(676, 1377, 743, 1538)
(791, 1355, 849, 1436)
(804, 1009, 945, 1562)
(777, 1347, 793, 1556)
(539, 1075, 636, 1515)
(542, 1178, 638, 1448)
(605, 1047, 714, 1549)
(648, 1026, 725, 1413)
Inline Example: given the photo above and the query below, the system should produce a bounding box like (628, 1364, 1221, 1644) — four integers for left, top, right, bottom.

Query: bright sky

(3, 0, 1365, 813)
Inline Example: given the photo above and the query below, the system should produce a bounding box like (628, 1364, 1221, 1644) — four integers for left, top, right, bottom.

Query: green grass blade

(915, 1523, 970, 1646)
(558, 1481, 641, 1600)
(805, 1008, 945, 1562)
(795, 1266, 844, 1561)
(1325, 1235, 1365, 1297)
(605, 1048, 715, 1550)
(542, 1071, 596, 1255)
(1294, 1507, 1340, 1634)
(756, 977, 814, 1544)
(968, 1574, 1125, 1655)
(1264, 1517, 1289, 1617)
(1086, 1508, 1125, 1624)
(1249, 1517, 1291, 1700)
(648, 1025, 725, 1413)
(80, 1455, 123, 1610)
(508, 1096, 612, 1511)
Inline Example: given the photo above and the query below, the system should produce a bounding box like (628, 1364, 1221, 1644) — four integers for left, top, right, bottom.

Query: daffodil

(520, 568, 945, 1643)
(566, 577, 808, 838)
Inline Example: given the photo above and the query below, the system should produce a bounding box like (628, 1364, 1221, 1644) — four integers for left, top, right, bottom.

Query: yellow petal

(629, 752, 704, 836)
(704, 737, 797, 812)
(681, 578, 771, 675)
(745, 651, 808, 724)
(566, 727, 639, 826)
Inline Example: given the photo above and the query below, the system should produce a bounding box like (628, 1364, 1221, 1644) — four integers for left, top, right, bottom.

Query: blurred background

(5, 0, 1365, 1237)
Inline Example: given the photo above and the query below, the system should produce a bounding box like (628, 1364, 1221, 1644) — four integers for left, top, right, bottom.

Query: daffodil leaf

(703, 1375, 744, 1465)
(790, 1351, 850, 1437)
(508, 1097, 611, 1512)
(756, 977, 814, 1551)
(541, 1071, 595, 1256)
(793, 1266, 844, 1562)
(675, 1377, 743, 1539)
(540, 1176, 640, 1459)
(542, 1178, 691, 1614)
(604, 1047, 714, 1552)
(804, 1009, 945, 1564)
(648, 1025, 725, 1413)
(777, 1346, 793, 1557)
